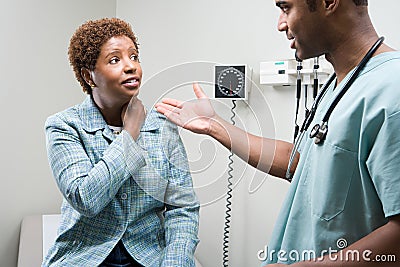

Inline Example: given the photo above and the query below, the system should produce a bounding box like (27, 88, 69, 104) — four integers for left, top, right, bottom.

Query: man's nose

(277, 13, 288, 32)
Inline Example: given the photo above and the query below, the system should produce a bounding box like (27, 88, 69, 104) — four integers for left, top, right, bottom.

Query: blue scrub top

(262, 51, 400, 265)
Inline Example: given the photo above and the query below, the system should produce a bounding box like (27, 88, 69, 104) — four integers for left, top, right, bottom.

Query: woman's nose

(124, 58, 137, 73)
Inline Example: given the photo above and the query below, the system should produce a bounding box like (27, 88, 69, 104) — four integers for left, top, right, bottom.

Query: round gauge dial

(217, 67, 245, 97)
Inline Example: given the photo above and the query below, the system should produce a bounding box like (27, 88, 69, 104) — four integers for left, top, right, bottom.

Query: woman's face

(91, 35, 142, 107)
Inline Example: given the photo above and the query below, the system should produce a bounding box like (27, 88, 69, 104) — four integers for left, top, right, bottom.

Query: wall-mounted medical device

(214, 65, 250, 100)
(260, 57, 333, 143)
(214, 64, 252, 266)
(259, 57, 333, 86)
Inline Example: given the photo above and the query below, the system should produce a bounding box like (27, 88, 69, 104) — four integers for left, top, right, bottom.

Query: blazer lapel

(78, 96, 114, 143)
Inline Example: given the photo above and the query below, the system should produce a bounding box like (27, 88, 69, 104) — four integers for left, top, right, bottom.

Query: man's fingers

(160, 98, 182, 107)
(155, 104, 169, 115)
(155, 102, 179, 113)
(156, 105, 183, 126)
(193, 83, 208, 99)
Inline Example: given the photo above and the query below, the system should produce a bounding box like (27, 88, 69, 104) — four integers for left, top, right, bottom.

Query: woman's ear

(81, 68, 96, 88)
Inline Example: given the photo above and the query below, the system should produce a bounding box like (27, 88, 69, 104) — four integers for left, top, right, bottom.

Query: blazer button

(121, 193, 128, 199)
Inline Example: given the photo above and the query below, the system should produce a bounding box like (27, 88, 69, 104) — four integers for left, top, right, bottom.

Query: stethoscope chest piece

(310, 122, 328, 144)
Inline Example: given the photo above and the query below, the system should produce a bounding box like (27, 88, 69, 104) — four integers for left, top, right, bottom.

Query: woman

(43, 18, 199, 267)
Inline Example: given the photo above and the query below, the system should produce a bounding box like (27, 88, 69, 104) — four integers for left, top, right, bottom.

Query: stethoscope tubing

(285, 36, 385, 180)
(300, 73, 337, 133)
(321, 37, 385, 123)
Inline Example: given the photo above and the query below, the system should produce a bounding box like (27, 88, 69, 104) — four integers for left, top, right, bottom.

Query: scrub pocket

(309, 142, 357, 221)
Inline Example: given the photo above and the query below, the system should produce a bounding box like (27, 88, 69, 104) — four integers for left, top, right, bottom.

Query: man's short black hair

(306, 0, 368, 12)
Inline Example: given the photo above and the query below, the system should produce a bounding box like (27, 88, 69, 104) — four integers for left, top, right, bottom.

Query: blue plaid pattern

(42, 96, 199, 267)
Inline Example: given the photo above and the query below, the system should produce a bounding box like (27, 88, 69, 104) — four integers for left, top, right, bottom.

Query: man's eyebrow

(276, 1, 287, 8)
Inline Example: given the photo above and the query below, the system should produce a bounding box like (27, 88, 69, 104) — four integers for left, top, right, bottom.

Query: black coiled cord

(223, 100, 236, 267)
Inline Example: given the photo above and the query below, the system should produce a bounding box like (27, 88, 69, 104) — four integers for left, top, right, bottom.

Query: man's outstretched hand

(155, 83, 217, 135)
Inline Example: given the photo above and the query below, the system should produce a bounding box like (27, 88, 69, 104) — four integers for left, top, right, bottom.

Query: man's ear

(324, 0, 339, 14)
(81, 67, 95, 87)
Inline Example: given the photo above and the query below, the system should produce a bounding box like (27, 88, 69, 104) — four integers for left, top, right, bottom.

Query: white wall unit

(260, 57, 333, 86)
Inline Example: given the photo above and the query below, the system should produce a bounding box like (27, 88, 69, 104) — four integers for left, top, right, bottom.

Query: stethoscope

(285, 36, 385, 180)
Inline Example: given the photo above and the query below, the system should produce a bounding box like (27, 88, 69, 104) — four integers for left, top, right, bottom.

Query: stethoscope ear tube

(306, 37, 384, 145)
(301, 73, 336, 131)
(321, 37, 385, 124)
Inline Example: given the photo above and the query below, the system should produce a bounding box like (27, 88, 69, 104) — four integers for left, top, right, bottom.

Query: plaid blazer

(43, 96, 199, 267)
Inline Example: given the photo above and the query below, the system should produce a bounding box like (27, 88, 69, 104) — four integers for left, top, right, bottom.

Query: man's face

(275, 0, 326, 60)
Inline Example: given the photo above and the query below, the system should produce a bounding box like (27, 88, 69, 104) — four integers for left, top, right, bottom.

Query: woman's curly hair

(68, 18, 139, 94)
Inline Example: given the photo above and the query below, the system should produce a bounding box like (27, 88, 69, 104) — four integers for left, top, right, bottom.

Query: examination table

(18, 214, 203, 267)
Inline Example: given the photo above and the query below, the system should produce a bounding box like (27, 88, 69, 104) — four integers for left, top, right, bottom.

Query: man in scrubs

(156, 0, 400, 265)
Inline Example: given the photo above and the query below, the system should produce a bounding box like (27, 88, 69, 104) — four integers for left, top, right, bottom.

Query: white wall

(1, 1, 399, 267)
(116, 1, 400, 266)
(0, 1, 116, 266)
(369, 1, 400, 49)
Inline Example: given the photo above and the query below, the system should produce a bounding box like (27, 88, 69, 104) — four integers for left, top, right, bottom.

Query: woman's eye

(131, 54, 139, 61)
(110, 57, 119, 64)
